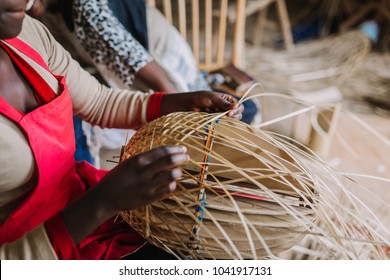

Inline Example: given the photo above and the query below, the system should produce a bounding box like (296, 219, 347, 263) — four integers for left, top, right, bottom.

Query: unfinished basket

(120, 112, 318, 259)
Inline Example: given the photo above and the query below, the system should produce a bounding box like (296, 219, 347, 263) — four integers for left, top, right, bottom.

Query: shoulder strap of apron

(1, 39, 59, 105)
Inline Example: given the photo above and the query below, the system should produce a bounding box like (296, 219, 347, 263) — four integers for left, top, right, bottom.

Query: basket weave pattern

(120, 112, 317, 259)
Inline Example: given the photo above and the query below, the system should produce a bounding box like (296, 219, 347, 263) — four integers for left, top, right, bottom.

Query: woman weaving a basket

(0, 0, 243, 259)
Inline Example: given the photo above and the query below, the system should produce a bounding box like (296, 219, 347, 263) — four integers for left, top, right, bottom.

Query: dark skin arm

(61, 146, 188, 244)
(161, 91, 244, 120)
(134, 60, 177, 93)
(135, 63, 246, 121)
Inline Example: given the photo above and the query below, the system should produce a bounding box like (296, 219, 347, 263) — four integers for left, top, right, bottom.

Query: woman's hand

(160, 91, 244, 120)
(61, 146, 189, 244)
(101, 146, 189, 212)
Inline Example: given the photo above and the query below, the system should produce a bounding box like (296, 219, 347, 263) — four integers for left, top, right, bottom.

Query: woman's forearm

(135, 60, 177, 93)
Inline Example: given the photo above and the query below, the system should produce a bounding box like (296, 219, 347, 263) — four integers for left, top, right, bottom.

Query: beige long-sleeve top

(0, 16, 155, 259)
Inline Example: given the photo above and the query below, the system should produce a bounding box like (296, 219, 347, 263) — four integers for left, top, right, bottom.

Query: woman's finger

(151, 182, 178, 200)
(228, 104, 244, 119)
(129, 145, 187, 167)
(150, 168, 182, 187)
(144, 153, 189, 175)
(214, 93, 237, 110)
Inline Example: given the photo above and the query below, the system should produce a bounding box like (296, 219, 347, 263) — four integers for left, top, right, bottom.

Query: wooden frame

(146, 0, 247, 71)
(246, 0, 293, 49)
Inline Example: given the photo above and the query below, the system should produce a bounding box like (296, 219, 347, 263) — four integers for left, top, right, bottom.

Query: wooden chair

(253, 0, 294, 49)
(226, 0, 294, 50)
(146, 0, 247, 71)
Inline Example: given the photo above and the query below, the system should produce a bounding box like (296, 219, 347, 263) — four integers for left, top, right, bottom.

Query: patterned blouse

(72, 0, 152, 87)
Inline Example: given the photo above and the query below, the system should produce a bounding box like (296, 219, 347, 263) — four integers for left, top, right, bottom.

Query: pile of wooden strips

(341, 53, 390, 113)
(246, 31, 371, 93)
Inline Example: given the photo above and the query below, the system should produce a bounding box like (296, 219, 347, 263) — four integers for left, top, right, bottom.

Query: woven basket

(120, 112, 317, 259)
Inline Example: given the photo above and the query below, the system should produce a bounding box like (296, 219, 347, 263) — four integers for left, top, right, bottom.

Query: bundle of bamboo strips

(246, 31, 370, 93)
(341, 53, 390, 113)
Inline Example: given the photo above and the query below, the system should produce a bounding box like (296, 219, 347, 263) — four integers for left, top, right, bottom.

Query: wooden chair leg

(253, 6, 269, 46)
(275, 0, 293, 50)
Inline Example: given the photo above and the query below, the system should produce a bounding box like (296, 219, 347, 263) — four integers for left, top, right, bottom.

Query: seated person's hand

(98, 146, 189, 212)
(61, 146, 189, 244)
(161, 91, 244, 120)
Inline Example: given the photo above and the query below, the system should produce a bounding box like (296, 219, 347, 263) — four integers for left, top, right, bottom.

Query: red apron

(0, 38, 144, 259)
